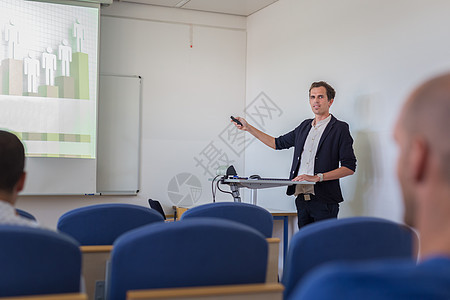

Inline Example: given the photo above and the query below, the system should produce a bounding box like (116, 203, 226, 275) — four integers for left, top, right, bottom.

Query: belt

(299, 194, 312, 201)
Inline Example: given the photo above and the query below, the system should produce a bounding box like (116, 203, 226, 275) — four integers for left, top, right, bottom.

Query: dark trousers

(295, 194, 339, 229)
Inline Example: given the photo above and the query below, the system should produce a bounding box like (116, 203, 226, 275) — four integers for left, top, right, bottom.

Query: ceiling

(117, 0, 279, 17)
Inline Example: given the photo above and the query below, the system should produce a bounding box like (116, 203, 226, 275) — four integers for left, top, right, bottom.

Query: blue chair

(57, 203, 164, 245)
(107, 218, 268, 300)
(0, 225, 81, 297)
(282, 216, 418, 299)
(289, 257, 450, 300)
(180, 202, 273, 238)
(15, 208, 37, 221)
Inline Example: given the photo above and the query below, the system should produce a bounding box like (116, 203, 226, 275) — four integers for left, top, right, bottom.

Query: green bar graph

(71, 52, 89, 100)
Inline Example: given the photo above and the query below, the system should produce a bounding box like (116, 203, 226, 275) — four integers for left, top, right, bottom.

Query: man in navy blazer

(232, 81, 356, 228)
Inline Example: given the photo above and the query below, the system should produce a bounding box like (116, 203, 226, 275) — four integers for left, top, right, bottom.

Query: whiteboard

(97, 74, 141, 194)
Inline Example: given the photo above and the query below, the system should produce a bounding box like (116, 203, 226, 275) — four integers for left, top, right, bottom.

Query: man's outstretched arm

(231, 116, 276, 149)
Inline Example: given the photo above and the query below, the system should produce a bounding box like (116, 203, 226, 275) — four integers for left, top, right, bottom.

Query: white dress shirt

(295, 115, 332, 196)
(0, 200, 39, 227)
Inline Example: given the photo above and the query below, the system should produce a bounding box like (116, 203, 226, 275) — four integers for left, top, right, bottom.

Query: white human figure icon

(42, 47, 56, 86)
(73, 19, 85, 52)
(4, 19, 20, 59)
(58, 39, 72, 76)
(24, 52, 40, 93)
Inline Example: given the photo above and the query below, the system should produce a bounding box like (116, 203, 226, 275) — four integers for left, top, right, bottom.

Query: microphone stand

(230, 183, 241, 202)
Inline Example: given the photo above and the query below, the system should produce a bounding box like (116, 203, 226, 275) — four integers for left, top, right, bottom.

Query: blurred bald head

(400, 74, 450, 181)
(395, 74, 450, 228)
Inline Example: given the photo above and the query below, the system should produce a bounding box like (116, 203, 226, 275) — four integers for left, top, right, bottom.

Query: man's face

(309, 86, 333, 117)
(394, 115, 416, 227)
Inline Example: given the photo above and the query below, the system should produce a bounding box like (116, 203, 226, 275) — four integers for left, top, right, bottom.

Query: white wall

(245, 0, 450, 221)
(16, 2, 247, 229)
(16, 0, 450, 229)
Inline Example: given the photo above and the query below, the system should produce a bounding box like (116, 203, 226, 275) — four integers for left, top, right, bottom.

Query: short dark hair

(0, 130, 25, 193)
(309, 81, 336, 100)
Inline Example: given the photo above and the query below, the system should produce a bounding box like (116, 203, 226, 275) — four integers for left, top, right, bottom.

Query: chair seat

(57, 203, 164, 245)
(0, 225, 82, 297)
(108, 218, 269, 300)
(180, 202, 274, 238)
(281, 217, 418, 299)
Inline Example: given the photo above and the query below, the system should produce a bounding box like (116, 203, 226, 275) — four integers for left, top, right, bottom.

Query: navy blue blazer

(275, 115, 356, 203)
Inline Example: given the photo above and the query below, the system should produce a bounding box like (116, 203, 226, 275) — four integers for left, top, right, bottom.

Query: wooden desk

(271, 211, 297, 266)
(80, 238, 279, 299)
(127, 283, 283, 300)
(0, 294, 87, 300)
(265, 238, 280, 283)
(80, 245, 113, 300)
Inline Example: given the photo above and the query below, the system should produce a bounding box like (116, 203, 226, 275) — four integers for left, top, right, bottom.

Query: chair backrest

(0, 225, 81, 297)
(107, 218, 268, 300)
(282, 216, 418, 299)
(148, 198, 166, 220)
(57, 203, 164, 245)
(180, 202, 273, 238)
(15, 208, 37, 221)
